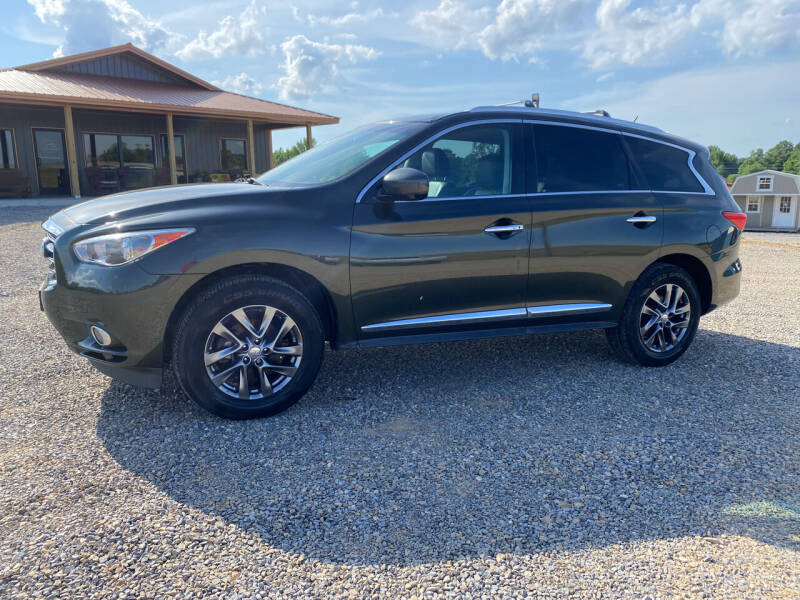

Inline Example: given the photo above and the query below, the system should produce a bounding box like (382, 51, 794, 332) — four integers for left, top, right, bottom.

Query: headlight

(73, 228, 195, 266)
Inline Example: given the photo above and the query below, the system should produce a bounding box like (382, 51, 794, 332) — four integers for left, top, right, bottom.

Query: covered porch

(0, 102, 319, 198)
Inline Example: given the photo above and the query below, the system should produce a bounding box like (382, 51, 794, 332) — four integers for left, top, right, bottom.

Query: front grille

(43, 231, 56, 271)
(41, 219, 63, 279)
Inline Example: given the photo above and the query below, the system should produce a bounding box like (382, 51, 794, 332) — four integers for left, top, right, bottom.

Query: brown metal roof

(0, 44, 338, 126)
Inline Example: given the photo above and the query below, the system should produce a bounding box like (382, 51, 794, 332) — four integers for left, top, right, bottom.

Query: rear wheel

(172, 275, 324, 419)
(606, 263, 701, 367)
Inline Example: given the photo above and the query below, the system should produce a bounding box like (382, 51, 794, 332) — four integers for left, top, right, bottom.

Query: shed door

(773, 196, 796, 228)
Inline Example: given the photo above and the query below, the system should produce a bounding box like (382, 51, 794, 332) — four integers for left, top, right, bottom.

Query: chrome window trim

(525, 119, 714, 196)
(355, 119, 521, 204)
(355, 117, 715, 204)
(361, 302, 612, 331)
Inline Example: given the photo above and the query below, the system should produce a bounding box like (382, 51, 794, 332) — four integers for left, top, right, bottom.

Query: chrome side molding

(361, 303, 612, 331)
(361, 307, 527, 331)
(526, 303, 612, 317)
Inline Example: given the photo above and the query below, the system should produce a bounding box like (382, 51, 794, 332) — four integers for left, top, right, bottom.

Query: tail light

(722, 211, 747, 231)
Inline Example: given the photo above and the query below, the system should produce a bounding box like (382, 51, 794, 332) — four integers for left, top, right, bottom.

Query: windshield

(257, 121, 426, 186)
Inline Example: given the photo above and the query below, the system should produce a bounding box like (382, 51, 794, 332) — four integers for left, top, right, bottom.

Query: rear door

(526, 122, 663, 321)
(350, 120, 531, 339)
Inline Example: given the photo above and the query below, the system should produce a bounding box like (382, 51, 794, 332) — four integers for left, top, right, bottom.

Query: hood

(60, 183, 268, 226)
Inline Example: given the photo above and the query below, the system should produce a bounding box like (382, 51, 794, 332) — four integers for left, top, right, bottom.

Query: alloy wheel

(638, 283, 692, 353)
(204, 305, 303, 400)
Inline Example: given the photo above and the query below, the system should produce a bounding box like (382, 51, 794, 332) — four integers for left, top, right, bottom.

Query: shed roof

(0, 43, 338, 127)
(730, 170, 800, 195)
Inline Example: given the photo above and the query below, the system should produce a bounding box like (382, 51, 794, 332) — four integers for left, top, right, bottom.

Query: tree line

(272, 138, 315, 167)
(710, 140, 800, 184)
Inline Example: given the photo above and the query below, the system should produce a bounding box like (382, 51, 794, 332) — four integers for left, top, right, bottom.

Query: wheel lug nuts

(255, 358, 263, 366)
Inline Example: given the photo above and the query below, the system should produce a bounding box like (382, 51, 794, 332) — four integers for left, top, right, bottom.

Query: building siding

(51, 52, 188, 86)
(0, 103, 67, 196)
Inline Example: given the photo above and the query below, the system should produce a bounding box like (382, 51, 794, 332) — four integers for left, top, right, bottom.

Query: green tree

(708, 145, 741, 178)
(272, 137, 316, 167)
(763, 140, 794, 171)
(784, 147, 800, 174)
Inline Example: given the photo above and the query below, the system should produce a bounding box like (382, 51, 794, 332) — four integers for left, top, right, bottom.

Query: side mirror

(380, 168, 428, 201)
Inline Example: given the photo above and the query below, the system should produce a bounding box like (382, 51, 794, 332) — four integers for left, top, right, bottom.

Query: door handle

(484, 223, 524, 234)
(626, 215, 657, 224)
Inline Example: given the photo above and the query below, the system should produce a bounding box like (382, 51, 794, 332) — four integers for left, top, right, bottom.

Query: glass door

(33, 129, 70, 195)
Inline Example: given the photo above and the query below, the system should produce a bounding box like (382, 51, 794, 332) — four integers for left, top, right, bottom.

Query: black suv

(40, 106, 745, 419)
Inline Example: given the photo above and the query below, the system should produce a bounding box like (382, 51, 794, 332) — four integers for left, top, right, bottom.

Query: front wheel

(606, 263, 701, 367)
(172, 275, 324, 419)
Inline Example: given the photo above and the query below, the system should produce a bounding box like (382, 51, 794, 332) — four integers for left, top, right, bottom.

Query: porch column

(165, 113, 178, 185)
(63, 105, 81, 198)
(247, 119, 257, 176)
(306, 123, 313, 149)
(267, 127, 274, 170)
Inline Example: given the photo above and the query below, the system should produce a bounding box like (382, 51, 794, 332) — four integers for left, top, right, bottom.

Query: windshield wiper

(235, 176, 266, 186)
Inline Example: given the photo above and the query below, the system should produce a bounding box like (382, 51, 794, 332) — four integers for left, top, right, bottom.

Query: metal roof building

(0, 44, 338, 198)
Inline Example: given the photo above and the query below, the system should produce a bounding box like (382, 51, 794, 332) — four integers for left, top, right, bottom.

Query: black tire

(172, 275, 324, 419)
(606, 263, 701, 367)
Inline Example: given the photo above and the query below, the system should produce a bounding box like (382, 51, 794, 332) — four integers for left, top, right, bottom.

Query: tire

(172, 275, 324, 419)
(606, 263, 701, 367)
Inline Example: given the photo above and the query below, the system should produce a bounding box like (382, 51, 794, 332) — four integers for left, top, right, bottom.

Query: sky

(3, 0, 800, 155)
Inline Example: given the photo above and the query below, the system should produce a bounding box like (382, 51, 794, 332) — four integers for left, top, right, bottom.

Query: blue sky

(4, 0, 800, 155)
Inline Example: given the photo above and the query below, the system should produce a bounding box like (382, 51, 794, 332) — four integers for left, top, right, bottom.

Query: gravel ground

(1, 207, 798, 598)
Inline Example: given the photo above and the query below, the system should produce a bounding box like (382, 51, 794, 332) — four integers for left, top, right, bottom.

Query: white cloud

(276, 34, 379, 100)
(478, 0, 587, 62)
(704, 0, 800, 57)
(582, 0, 691, 70)
(411, 0, 491, 51)
(212, 72, 263, 95)
(308, 8, 386, 27)
(27, 0, 175, 56)
(410, 0, 800, 69)
(175, 1, 267, 61)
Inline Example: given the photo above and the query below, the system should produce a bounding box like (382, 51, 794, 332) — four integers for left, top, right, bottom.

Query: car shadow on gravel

(96, 328, 800, 566)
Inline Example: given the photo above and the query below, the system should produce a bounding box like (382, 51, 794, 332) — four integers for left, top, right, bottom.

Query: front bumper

(40, 259, 202, 388)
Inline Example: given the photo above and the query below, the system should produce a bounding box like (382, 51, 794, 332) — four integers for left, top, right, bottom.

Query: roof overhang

(0, 93, 339, 127)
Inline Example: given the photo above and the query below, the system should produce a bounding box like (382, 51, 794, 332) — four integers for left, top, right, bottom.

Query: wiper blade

(235, 176, 266, 186)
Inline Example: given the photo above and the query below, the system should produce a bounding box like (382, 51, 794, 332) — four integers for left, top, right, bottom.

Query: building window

(1, 129, 17, 169)
(83, 133, 155, 190)
(746, 196, 761, 213)
(779, 197, 791, 213)
(757, 176, 773, 191)
(159, 134, 187, 183)
(221, 138, 248, 172)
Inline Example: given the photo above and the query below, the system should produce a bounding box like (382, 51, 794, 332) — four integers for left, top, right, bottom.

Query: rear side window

(534, 125, 630, 193)
(625, 137, 704, 193)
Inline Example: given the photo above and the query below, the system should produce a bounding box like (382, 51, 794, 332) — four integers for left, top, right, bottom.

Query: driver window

(397, 124, 514, 199)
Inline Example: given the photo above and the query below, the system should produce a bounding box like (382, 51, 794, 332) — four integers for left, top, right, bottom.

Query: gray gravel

(1, 207, 798, 598)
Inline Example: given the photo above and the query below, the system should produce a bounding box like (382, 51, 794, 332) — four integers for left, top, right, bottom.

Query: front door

(773, 196, 796, 228)
(351, 121, 530, 340)
(33, 129, 70, 195)
(527, 122, 663, 320)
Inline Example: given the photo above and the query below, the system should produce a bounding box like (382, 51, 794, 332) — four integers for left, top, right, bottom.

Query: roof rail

(497, 93, 540, 109)
(584, 109, 611, 117)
